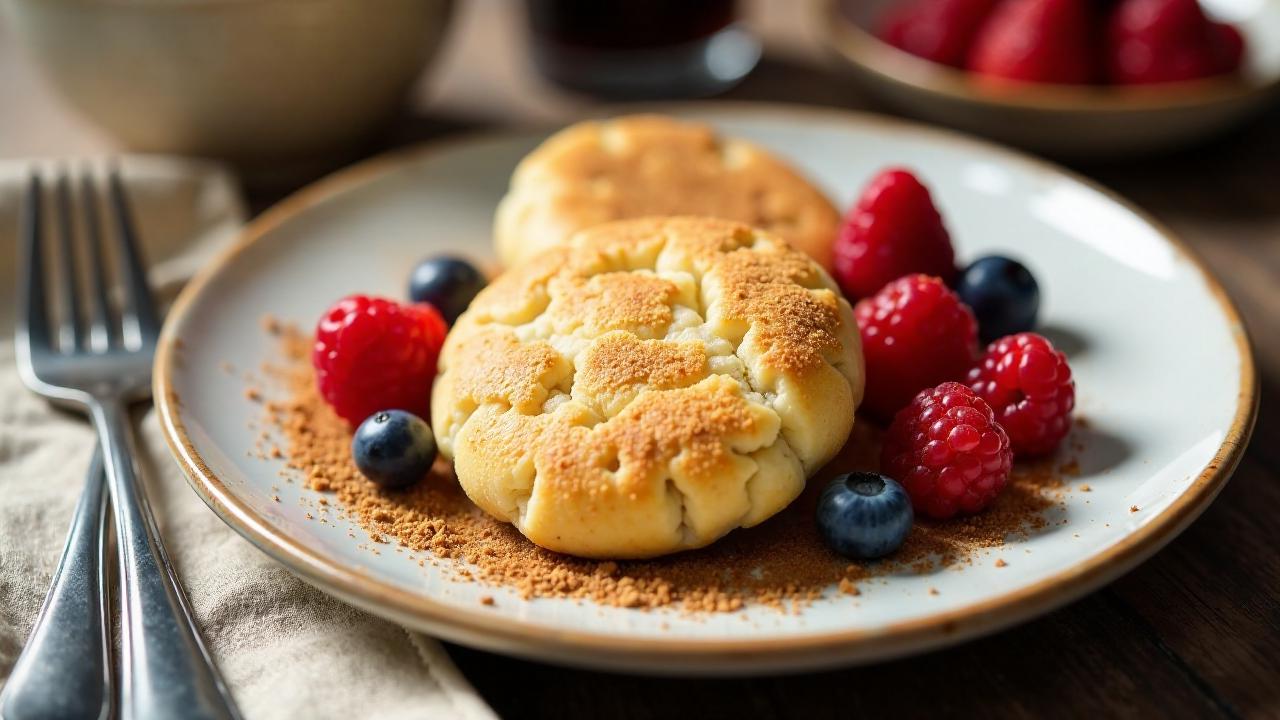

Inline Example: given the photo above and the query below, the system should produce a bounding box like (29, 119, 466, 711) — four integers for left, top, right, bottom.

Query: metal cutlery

(5, 167, 241, 720)
(0, 449, 110, 720)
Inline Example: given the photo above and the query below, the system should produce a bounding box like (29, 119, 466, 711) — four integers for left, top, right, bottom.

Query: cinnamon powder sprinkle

(260, 325, 1070, 613)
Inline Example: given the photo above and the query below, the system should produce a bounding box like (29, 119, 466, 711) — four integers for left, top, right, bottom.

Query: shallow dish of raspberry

(154, 103, 1256, 674)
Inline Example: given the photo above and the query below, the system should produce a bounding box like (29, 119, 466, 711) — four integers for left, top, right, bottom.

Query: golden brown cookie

(494, 115, 841, 269)
(433, 217, 863, 559)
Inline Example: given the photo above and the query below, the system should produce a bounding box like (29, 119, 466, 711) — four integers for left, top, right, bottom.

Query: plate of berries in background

(825, 0, 1280, 157)
(154, 104, 1256, 673)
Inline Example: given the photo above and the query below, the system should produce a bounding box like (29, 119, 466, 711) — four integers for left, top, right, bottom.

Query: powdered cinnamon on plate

(258, 324, 1071, 613)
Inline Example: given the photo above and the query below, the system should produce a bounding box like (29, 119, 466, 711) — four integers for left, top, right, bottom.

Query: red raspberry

(833, 168, 957, 301)
(312, 295, 447, 427)
(967, 332, 1075, 456)
(967, 0, 1097, 84)
(1209, 21, 1245, 74)
(855, 274, 979, 421)
(882, 382, 1012, 519)
(1105, 0, 1230, 84)
(877, 0, 1000, 68)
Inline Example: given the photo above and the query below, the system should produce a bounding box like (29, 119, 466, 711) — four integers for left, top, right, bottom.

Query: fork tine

(54, 169, 85, 352)
(106, 165, 160, 347)
(17, 173, 53, 355)
(79, 169, 116, 352)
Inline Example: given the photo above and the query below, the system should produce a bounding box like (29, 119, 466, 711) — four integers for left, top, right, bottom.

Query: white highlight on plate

(1030, 184, 1178, 280)
(1201, 0, 1262, 23)
(961, 162, 1015, 196)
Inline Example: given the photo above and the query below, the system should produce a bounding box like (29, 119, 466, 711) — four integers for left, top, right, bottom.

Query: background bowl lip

(823, 0, 1280, 114)
(153, 102, 1258, 670)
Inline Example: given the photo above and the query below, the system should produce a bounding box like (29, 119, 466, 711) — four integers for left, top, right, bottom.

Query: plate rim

(153, 102, 1259, 670)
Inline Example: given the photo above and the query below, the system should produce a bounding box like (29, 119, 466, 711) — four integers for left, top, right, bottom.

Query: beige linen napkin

(0, 157, 496, 720)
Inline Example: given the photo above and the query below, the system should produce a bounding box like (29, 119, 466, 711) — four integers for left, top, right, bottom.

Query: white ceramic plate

(156, 104, 1256, 674)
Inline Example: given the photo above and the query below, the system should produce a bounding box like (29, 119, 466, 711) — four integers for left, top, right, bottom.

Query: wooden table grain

(3, 2, 1275, 717)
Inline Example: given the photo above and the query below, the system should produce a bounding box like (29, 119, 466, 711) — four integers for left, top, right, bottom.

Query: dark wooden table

(5, 2, 1275, 717)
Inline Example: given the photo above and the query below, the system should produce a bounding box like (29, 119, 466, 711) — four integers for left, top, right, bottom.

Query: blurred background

(3, 0, 1272, 170)
(0, 1, 818, 172)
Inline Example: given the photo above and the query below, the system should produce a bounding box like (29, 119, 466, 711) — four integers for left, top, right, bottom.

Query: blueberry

(816, 472, 913, 560)
(954, 255, 1040, 343)
(351, 410, 437, 489)
(408, 256, 486, 324)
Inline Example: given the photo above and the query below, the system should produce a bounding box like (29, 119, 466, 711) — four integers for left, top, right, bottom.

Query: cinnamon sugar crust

(494, 115, 842, 268)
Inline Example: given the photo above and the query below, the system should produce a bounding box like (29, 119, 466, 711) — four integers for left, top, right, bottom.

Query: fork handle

(0, 450, 112, 720)
(90, 400, 242, 720)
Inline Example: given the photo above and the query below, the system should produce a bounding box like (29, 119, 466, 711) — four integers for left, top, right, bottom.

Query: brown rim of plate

(822, 0, 1280, 114)
(153, 102, 1259, 668)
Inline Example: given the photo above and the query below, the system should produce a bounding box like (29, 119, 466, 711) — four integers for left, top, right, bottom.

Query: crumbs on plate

(253, 322, 1074, 613)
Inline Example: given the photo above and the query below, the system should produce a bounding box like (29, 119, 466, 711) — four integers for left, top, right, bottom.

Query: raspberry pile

(833, 165, 1075, 531)
(879, 0, 1246, 85)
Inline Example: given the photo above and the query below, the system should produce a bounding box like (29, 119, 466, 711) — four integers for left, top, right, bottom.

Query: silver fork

(5, 167, 241, 720)
(0, 449, 110, 720)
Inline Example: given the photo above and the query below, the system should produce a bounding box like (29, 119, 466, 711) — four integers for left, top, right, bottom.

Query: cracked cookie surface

(494, 114, 841, 270)
(433, 216, 863, 558)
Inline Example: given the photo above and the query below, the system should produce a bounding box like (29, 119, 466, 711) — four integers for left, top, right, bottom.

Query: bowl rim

(823, 0, 1280, 114)
(153, 102, 1259, 671)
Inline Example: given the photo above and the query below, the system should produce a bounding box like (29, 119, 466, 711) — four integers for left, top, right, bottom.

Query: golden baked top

(494, 115, 841, 269)
(433, 216, 863, 559)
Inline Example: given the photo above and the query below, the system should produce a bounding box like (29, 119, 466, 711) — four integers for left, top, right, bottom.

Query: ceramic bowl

(3, 0, 453, 165)
(823, 0, 1280, 158)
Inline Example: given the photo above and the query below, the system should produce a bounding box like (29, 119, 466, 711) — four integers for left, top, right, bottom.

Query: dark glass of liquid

(523, 0, 761, 99)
